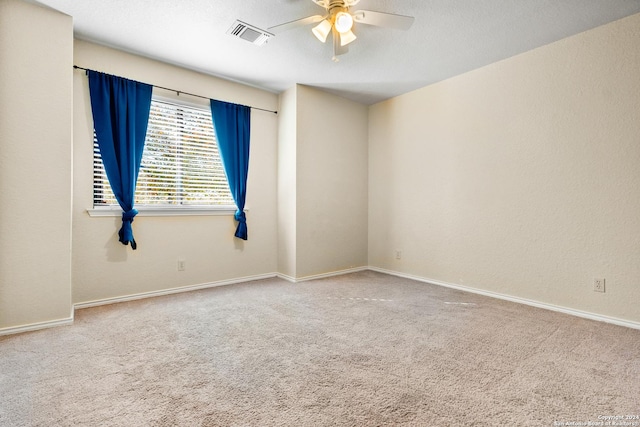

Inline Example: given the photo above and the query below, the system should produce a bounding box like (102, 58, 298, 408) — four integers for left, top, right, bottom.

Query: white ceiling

(34, 0, 640, 105)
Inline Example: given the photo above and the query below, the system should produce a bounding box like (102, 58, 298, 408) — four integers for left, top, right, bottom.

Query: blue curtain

(210, 100, 251, 240)
(88, 71, 153, 250)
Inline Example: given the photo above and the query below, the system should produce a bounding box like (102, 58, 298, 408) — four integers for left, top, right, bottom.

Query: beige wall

(0, 0, 73, 330)
(277, 85, 369, 280)
(296, 86, 369, 278)
(72, 41, 279, 304)
(369, 14, 640, 323)
(277, 87, 298, 278)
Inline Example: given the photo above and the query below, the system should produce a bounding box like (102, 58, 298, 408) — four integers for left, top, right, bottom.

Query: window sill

(87, 206, 240, 217)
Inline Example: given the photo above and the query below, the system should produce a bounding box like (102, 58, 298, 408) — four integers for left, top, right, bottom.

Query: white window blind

(93, 98, 234, 208)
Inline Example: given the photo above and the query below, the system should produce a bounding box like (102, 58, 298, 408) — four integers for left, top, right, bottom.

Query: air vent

(227, 20, 273, 46)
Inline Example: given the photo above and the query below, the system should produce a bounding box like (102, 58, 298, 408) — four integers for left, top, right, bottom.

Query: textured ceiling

(33, 0, 640, 104)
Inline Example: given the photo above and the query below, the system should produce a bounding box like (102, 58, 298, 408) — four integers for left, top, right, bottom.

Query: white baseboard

(74, 272, 279, 309)
(6, 267, 639, 335)
(0, 316, 74, 336)
(368, 266, 640, 330)
(278, 266, 369, 283)
(277, 273, 296, 283)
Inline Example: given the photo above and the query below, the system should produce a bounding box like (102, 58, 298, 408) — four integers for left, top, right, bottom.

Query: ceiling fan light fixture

(334, 11, 353, 33)
(339, 29, 357, 46)
(271, 0, 415, 61)
(312, 19, 332, 43)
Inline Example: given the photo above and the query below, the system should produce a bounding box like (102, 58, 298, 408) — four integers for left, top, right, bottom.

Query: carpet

(1, 271, 639, 426)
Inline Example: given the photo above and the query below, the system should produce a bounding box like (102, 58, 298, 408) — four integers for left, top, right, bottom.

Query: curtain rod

(73, 65, 278, 115)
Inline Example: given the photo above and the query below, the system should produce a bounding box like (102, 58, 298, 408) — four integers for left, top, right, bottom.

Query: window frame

(88, 90, 238, 217)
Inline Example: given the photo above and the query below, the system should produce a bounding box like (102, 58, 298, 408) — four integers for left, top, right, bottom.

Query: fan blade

(268, 15, 325, 34)
(351, 10, 415, 30)
(332, 28, 348, 57)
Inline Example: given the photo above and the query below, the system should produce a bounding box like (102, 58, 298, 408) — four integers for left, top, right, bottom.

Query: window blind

(93, 99, 234, 207)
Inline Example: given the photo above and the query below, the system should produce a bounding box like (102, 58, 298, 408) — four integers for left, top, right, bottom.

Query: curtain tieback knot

(234, 211, 246, 223)
(122, 209, 139, 222)
(233, 210, 248, 240)
(119, 209, 139, 250)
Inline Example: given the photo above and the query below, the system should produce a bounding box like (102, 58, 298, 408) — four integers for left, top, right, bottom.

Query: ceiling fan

(268, 0, 415, 62)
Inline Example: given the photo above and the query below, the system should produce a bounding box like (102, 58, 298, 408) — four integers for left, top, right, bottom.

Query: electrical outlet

(395, 250, 402, 260)
(593, 278, 605, 293)
(177, 259, 186, 271)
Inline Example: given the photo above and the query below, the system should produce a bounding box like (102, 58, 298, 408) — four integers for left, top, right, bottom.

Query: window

(93, 97, 234, 211)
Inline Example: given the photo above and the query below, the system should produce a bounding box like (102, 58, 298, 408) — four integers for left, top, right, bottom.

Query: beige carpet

(1, 271, 639, 426)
